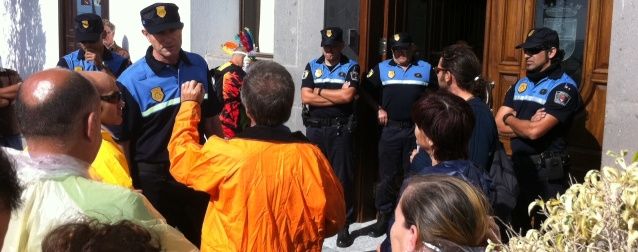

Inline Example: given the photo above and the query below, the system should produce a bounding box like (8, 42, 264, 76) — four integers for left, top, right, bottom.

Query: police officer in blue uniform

(363, 32, 437, 237)
(495, 27, 580, 233)
(301, 27, 359, 247)
(115, 3, 222, 246)
(57, 13, 130, 77)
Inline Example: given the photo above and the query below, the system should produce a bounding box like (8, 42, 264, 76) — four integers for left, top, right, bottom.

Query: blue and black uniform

(57, 48, 130, 77)
(116, 46, 221, 246)
(504, 63, 580, 231)
(302, 55, 359, 224)
(366, 58, 436, 215)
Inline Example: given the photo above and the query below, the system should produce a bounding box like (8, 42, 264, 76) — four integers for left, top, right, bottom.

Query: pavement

(322, 220, 386, 252)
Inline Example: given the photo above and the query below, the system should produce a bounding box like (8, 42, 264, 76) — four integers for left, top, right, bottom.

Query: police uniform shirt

(302, 55, 360, 118)
(366, 59, 436, 122)
(57, 48, 130, 77)
(116, 46, 222, 163)
(504, 66, 580, 155)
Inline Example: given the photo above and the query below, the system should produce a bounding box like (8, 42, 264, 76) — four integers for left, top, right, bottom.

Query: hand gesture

(378, 107, 388, 126)
(181, 80, 204, 104)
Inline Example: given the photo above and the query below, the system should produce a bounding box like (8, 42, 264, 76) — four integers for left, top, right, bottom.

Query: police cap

(516, 27, 560, 49)
(320, 27, 343, 47)
(75, 13, 103, 43)
(390, 32, 413, 50)
(140, 3, 184, 34)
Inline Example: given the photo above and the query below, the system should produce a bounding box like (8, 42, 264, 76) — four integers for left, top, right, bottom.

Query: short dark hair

(440, 43, 490, 101)
(241, 61, 294, 126)
(0, 149, 21, 211)
(15, 71, 99, 139)
(411, 90, 474, 161)
(42, 219, 161, 252)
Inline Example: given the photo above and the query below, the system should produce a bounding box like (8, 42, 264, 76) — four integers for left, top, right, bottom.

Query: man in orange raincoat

(168, 60, 346, 251)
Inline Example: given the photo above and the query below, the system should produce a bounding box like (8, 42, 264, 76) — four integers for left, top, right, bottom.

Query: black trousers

(510, 153, 569, 233)
(375, 126, 416, 214)
(306, 125, 355, 224)
(134, 162, 208, 247)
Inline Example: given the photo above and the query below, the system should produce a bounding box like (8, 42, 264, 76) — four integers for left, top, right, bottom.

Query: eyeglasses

(435, 67, 447, 74)
(100, 91, 122, 103)
(523, 47, 545, 55)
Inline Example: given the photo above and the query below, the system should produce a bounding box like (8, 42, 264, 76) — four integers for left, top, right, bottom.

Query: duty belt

(305, 117, 349, 128)
(528, 151, 569, 165)
(386, 120, 413, 128)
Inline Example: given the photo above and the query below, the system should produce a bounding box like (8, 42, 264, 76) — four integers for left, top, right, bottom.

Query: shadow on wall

(122, 35, 129, 52)
(4, 0, 46, 77)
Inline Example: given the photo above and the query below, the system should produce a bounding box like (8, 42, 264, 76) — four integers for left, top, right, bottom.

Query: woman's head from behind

(411, 90, 474, 162)
(390, 175, 492, 252)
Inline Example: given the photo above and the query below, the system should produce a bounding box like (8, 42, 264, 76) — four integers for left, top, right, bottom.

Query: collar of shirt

(315, 54, 350, 66)
(76, 47, 114, 61)
(388, 57, 419, 68)
(144, 46, 191, 75)
(235, 125, 311, 143)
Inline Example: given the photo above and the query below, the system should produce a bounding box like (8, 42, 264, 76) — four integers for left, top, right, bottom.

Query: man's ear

(547, 47, 558, 59)
(141, 29, 149, 37)
(86, 111, 100, 142)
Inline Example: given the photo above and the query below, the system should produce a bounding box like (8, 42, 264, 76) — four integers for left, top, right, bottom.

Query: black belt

(386, 120, 413, 128)
(305, 117, 349, 128)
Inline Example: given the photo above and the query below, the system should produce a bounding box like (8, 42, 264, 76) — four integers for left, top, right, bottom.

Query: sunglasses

(435, 67, 447, 74)
(523, 47, 545, 55)
(100, 91, 122, 103)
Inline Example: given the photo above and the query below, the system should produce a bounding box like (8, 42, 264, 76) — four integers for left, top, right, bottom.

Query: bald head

(79, 71, 116, 95)
(15, 68, 99, 139)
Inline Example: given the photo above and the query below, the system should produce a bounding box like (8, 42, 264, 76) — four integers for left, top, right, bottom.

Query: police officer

(495, 27, 580, 233)
(301, 27, 358, 247)
(363, 32, 437, 237)
(115, 3, 222, 246)
(57, 13, 129, 77)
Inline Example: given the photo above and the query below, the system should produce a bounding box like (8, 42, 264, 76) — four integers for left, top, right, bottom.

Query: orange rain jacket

(168, 101, 345, 252)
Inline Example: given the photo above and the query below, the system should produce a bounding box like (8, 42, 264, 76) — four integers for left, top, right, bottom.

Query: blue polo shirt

(57, 48, 130, 77)
(504, 67, 580, 155)
(366, 59, 437, 121)
(301, 55, 360, 118)
(116, 46, 221, 163)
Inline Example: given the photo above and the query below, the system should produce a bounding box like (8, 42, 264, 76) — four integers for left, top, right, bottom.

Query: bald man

(79, 72, 132, 188)
(2, 68, 196, 251)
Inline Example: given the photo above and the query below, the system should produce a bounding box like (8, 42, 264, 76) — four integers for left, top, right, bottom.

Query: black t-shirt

(467, 98, 498, 171)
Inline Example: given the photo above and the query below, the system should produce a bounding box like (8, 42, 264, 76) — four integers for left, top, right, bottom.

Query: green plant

(487, 151, 638, 251)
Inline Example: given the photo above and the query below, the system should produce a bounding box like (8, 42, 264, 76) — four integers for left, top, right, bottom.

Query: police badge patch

(517, 83, 527, 93)
(151, 87, 164, 102)
(156, 5, 166, 18)
(315, 69, 323, 78)
(81, 20, 89, 29)
(388, 70, 395, 79)
(302, 70, 309, 79)
(554, 91, 571, 106)
(74, 66, 83, 72)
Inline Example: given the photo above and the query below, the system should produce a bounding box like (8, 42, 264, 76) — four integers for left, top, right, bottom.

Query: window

(240, 0, 274, 55)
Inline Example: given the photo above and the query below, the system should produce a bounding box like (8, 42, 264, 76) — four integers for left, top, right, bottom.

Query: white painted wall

(0, 0, 59, 78)
(108, 0, 191, 62)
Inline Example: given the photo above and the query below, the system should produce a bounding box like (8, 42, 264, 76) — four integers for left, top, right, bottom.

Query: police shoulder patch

(151, 87, 164, 102)
(554, 91, 571, 106)
(350, 69, 359, 81)
(367, 69, 374, 78)
(302, 70, 309, 79)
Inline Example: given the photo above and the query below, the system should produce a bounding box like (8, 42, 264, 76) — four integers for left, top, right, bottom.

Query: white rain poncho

(1, 147, 198, 252)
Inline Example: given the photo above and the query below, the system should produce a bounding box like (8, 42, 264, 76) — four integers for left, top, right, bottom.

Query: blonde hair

(399, 175, 492, 248)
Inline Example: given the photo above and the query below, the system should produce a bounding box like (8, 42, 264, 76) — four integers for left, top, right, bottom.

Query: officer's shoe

(368, 212, 390, 237)
(336, 226, 354, 248)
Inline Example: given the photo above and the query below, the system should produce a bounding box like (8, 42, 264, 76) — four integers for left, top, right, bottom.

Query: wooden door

(483, 0, 612, 179)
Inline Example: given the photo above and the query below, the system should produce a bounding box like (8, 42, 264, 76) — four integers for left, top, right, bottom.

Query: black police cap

(75, 13, 103, 43)
(516, 27, 560, 49)
(320, 27, 343, 47)
(140, 3, 184, 34)
(390, 32, 413, 49)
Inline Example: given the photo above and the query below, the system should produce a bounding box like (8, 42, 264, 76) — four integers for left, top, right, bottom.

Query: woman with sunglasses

(80, 71, 132, 189)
